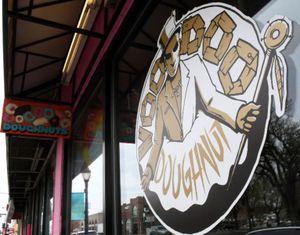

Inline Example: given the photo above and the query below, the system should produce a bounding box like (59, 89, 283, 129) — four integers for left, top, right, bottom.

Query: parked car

(71, 230, 98, 235)
(246, 227, 300, 235)
(149, 225, 172, 235)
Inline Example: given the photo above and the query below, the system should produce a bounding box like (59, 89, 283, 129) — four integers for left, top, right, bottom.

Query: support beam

(16, 49, 61, 60)
(9, 170, 39, 174)
(21, 0, 33, 93)
(33, 141, 56, 189)
(10, 187, 33, 190)
(52, 139, 64, 235)
(10, 157, 45, 161)
(13, 57, 65, 78)
(9, 0, 18, 96)
(104, 55, 121, 235)
(11, 135, 54, 141)
(131, 42, 156, 52)
(18, 0, 75, 12)
(16, 78, 60, 97)
(8, 11, 104, 39)
(16, 32, 71, 50)
(21, 53, 29, 92)
(15, 179, 35, 183)
(9, 192, 28, 195)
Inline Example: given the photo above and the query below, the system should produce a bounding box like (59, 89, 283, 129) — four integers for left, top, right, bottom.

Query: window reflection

(70, 92, 104, 235)
(119, 0, 300, 234)
(71, 155, 103, 234)
(120, 143, 171, 234)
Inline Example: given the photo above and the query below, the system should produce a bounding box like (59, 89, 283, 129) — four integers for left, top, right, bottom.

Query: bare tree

(262, 179, 283, 225)
(240, 176, 263, 229)
(257, 106, 300, 223)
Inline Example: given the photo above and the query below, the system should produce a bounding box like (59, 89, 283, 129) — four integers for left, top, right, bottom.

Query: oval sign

(135, 3, 292, 234)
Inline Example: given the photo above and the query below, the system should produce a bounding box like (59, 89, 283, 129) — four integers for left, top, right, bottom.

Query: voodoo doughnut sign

(1, 98, 72, 139)
(135, 3, 292, 235)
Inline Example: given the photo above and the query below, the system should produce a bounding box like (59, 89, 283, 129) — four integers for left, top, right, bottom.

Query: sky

(254, 0, 300, 120)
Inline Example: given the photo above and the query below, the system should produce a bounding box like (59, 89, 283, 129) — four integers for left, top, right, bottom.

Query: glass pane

(207, 0, 300, 234)
(119, 1, 300, 235)
(70, 89, 104, 235)
(120, 142, 172, 235)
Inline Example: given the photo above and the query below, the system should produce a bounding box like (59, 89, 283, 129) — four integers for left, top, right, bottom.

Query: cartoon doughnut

(33, 117, 49, 126)
(23, 111, 36, 122)
(60, 118, 71, 128)
(64, 110, 72, 118)
(15, 115, 24, 123)
(5, 103, 17, 115)
(44, 108, 55, 119)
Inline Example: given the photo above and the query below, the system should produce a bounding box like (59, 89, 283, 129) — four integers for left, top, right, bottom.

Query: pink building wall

(51, 139, 64, 235)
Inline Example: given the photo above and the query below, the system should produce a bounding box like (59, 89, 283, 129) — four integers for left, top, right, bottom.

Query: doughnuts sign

(135, 3, 292, 235)
(1, 99, 72, 138)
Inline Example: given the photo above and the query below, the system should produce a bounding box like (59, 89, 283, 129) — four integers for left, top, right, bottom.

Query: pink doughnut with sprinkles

(5, 103, 18, 115)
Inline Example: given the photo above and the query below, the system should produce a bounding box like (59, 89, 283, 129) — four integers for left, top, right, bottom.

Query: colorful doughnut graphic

(5, 103, 17, 115)
(64, 110, 72, 118)
(23, 111, 36, 122)
(1, 99, 72, 138)
(44, 108, 55, 119)
(15, 115, 24, 124)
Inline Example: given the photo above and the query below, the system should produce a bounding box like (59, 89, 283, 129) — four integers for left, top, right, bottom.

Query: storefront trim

(52, 139, 64, 235)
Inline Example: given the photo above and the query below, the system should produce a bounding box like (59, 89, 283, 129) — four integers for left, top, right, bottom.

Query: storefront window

(120, 142, 166, 234)
(206, 1, 300, 233)
(70, 88, 104, 234)
(48, 197, 53, 235)
(46, 157, 54, 235)
(118, 0, 300, 234)
(29, 149, 55, 235)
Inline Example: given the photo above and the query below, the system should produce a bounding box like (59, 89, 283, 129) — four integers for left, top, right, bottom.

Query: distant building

(121, 196, 158, 234)
(71, 212, 103, 234)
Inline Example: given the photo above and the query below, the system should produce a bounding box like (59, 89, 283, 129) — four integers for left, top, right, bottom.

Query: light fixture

(81, 167, 91, 182)
(61, 0, 102, 85)
(81, 166, 91, 235)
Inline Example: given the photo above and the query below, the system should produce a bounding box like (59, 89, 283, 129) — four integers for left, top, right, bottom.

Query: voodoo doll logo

(135, 3, 293, 234)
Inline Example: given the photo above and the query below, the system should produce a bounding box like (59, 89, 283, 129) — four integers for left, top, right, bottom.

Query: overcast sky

(255, 0, 300, 120)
